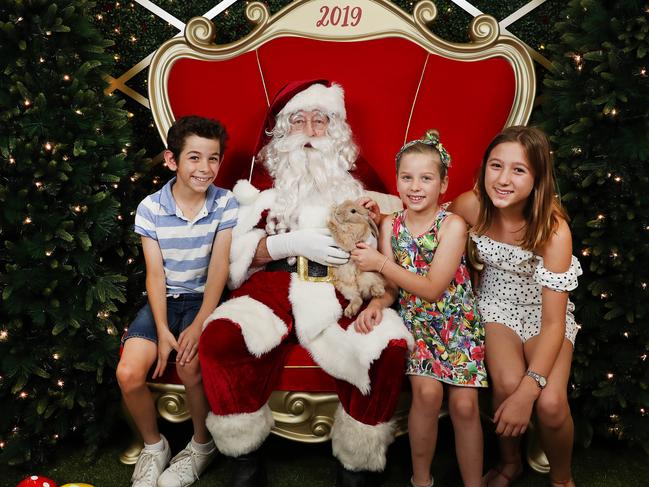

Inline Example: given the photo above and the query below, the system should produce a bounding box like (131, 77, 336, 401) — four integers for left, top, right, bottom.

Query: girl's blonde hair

(474, 126, 568, 251)
(395, 129, 450, 179)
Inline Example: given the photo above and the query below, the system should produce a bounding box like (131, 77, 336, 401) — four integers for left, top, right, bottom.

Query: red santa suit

(198, 81, 413, 473)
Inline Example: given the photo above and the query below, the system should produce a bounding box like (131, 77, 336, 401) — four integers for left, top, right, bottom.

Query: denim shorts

(122, 293, 204, 346)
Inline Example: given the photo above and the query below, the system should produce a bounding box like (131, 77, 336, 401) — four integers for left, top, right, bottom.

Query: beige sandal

(410, 475, 434, 487)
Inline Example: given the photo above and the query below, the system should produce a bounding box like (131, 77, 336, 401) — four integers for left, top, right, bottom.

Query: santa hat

(249, 79, 347, 190)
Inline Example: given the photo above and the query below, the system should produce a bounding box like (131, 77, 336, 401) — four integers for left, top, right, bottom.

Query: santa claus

(198, 80, 413, 487)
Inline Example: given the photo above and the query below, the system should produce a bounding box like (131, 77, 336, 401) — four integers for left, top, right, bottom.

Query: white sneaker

(132, 436, 171, 487)
(157, 440, 217, 487)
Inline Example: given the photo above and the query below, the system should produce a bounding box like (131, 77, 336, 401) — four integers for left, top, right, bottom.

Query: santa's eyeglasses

(288, 111, 329, 132)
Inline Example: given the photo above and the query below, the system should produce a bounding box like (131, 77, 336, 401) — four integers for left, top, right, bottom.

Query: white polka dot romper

(471, 233, 583, 345)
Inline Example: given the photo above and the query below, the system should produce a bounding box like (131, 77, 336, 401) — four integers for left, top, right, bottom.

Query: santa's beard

(265, 133, 363, 234)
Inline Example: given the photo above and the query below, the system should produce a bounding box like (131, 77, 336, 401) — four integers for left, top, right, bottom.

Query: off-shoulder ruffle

(470, 233, 534, 266)
(533, 255, 583, 292)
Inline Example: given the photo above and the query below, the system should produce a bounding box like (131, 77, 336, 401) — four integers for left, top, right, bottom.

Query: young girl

(352, 130, 488, 487)
(450, 126, 582, 487)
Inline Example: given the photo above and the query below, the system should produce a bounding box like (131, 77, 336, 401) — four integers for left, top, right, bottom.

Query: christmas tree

(541, 0, 649, 450)
(0, 0, 150, 465)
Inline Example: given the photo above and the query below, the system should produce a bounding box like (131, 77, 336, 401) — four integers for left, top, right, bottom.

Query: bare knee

(176, 358, 202, 387)
(536, 392, 570, 429)
(411, 382, 443, 413)
(449, 395, 479, 423)
(116, 361, 148, 394)
(491, 373, 522, 401)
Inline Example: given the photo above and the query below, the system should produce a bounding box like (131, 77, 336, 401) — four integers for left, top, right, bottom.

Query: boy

(116, 116, 237, 487)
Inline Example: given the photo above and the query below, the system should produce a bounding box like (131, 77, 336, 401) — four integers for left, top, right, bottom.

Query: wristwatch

(526, 370, 547, 389)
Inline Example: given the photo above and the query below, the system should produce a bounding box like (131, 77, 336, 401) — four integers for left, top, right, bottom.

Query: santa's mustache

(275, 133, 334, 154)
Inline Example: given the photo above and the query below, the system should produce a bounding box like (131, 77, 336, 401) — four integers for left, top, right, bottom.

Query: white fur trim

(232, 179, 261, 205)
(290, 277, 413, 395)
(331, 406, 395, 472)
(228, 183, 276, 289)
(205, 404, 273, 457)
(278, 83, 346, 119)
(203, 296, 288, 357)
(229, 228, 266, 289)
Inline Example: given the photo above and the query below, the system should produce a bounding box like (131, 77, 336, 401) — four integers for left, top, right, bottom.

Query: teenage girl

(352, 130, 488, 487)
(450, 126, 581, 487)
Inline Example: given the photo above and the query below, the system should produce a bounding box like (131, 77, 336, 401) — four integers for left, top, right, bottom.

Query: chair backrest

(148, 0, 535, 201)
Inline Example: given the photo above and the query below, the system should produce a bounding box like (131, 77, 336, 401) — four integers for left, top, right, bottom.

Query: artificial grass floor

(2, 419, 648, 486)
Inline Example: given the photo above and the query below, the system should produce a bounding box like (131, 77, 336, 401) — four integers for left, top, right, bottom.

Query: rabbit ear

(368, 216, 379, 240)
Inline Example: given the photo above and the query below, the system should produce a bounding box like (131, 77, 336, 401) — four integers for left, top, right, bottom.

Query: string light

(130, 35, 137, 43)
(597, 214, 605, 220)
(35, 181, 43, 189)
(24, 99, 31, 106)
(613, 176, 622, 182)
(640, 67, 646, 77)
(642, 282, 647, 290)
(53, 353, 60, 360)
(75, 109, 83, 115)
(19, 391, 28, 398)
(73, 205, 82, 213)
(24, 216, 32, 224)
(607, 373, 614, 379)
(9, 156, 15, 164)
(623, 332, 629, 338)
(610, 251, 618, 258)
(581, 248, 590, 256)
(600, 292, 609, 299)
(0, 330, 8, 341)
(0, 441, 5, 448)
(45, 31, 52, 36)
(44, 142, 52, 151)
(96, 14, 103, 20)
(57, 380, 64, 387)
(39, 57, 45, 63)
(117, 214, 123, 220)
(63, 74, 70, 81)
(127, 258, 134, 264)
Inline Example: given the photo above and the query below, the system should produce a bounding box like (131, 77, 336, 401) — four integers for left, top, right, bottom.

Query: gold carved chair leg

(526, 422, 550, 473)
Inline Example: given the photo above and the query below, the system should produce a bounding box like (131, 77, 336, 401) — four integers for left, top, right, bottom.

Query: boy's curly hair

(166, 115, 228, 159)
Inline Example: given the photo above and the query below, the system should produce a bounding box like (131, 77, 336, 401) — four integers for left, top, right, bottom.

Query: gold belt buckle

(297, 256, 333, 283)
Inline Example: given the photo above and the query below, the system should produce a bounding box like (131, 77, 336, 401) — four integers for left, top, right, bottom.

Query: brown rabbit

(327, 200, 386, 317)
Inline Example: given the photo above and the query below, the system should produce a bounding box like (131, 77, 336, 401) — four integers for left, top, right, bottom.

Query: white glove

(266, 228, 350, 266)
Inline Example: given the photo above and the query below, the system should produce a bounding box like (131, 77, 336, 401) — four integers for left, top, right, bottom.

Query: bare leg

(408, 376, 443, 487)
(448, 386, 483, 487)
(483, 323, 526, 487)
(176, 355, 211, 443)
(524, 338, 575, 487)
(116, 338, 159, 444)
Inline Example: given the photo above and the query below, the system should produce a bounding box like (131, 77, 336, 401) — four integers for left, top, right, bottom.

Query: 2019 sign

(316, 5, 363, 27)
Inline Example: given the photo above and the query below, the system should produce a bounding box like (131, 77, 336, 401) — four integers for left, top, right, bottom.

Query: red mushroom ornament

(16, 476, 58, 487)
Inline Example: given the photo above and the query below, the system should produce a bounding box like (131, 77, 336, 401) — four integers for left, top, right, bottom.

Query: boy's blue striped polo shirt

(134, 177, 238, 295)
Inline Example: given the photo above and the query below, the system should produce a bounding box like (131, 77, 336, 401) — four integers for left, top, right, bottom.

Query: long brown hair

(474, 126, 567, 251)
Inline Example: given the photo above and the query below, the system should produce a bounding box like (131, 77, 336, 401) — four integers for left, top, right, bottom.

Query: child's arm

(176, 228, 233, 366)
(493, 219, 573, 437)
(353, 214, 468, 303)
(354, 215, 398, 334)
(141, 236, 179, 379)
(447, 190, 479, 227)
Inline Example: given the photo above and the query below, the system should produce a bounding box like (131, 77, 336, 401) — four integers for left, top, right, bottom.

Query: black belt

(266, 258, 330, 278)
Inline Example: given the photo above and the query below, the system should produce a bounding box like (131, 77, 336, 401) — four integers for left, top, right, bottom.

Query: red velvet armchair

(120, 0, 546, 473)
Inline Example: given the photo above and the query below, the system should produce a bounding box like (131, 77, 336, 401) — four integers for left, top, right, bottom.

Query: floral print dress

(392, 209, 488, 387)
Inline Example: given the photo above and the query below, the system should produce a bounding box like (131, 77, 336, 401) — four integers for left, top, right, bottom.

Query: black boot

(230, 449, 267, 487)
(335, 461, 371, 487)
